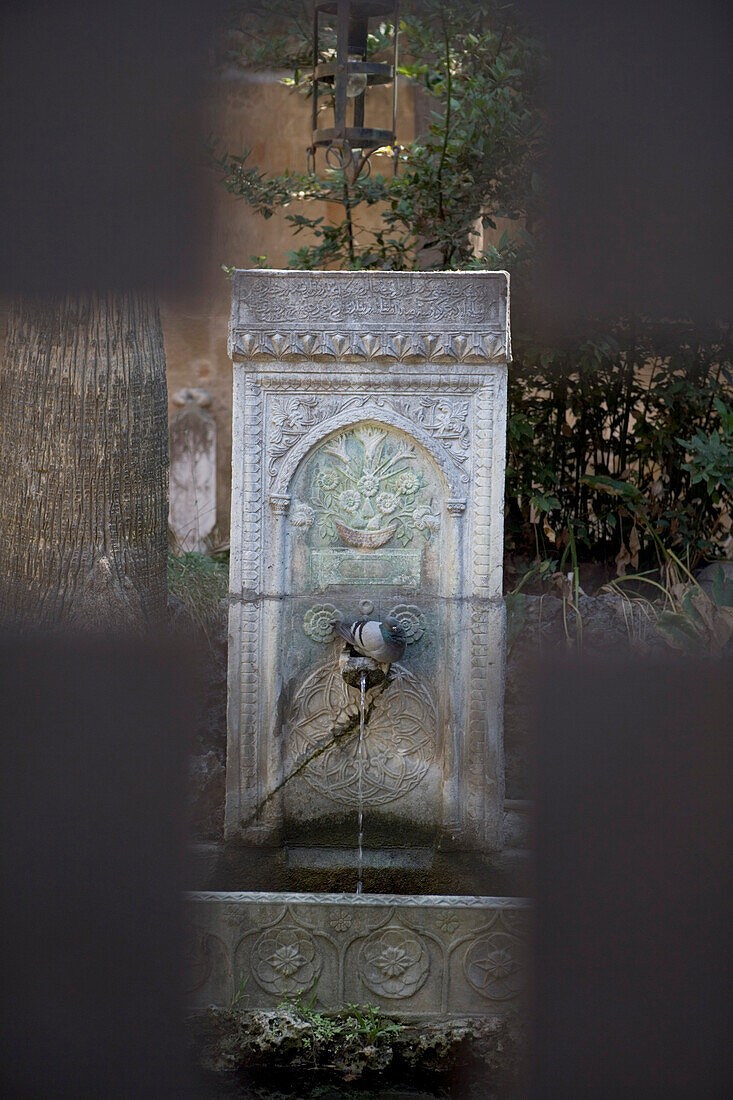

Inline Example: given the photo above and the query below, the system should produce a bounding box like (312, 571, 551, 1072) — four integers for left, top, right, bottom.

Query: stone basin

(187, 891, 530, 1020)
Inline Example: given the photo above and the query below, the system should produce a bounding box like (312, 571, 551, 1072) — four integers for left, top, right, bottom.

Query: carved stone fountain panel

(227, 271, 509, 851)
(187, 892, 531, 1019)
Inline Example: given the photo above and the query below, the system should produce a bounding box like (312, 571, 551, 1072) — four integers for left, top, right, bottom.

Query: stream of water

(356, 671, 366, 894)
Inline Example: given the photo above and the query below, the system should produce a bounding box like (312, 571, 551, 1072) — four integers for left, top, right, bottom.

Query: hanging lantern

(309, 0, 399, 182)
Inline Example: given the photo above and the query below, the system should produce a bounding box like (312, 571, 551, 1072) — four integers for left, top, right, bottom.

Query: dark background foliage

(214, 0, 732, 571)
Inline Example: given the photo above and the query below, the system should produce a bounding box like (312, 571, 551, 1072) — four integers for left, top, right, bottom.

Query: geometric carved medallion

(251, 926, 322, 996)
(288, 659, 437, 807)
(462, 930, 524, 1001)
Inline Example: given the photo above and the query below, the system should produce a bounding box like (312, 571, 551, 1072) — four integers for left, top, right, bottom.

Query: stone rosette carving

(288, 660, 436, 807)
(359, 927, 430, 999)
(389, 604, 426, 644)
(251, 927, 322, 995)
(436, 913, 460, 934)
(303, 604, 343, 644)
(328, 911, 353, 933)
(462, 931, 524, 1001)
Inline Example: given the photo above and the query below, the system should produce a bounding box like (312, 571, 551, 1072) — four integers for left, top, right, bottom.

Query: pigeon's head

(382, 616, 406, 642)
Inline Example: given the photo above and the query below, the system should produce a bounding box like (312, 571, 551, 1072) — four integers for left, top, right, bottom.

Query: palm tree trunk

(0, 292, 169, 630)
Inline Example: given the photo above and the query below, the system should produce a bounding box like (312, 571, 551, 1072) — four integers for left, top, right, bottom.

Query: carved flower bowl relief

(292, 425, 440, 549)
(334, 518, 398, 549)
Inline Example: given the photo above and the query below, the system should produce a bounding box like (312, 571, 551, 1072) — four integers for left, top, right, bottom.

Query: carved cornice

(255, 373, 491, 393)
(230, 329, 507, 364)
(267, 397, 470, 499)
(187, 891, 532, 908)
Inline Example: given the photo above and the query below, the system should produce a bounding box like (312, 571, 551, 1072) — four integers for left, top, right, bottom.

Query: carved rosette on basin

(359, 927, 430, 999)
(251, 926, 322, 996)
(463, 931, 524, 1001)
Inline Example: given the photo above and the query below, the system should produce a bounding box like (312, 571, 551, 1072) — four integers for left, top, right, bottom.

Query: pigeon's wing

(334, 619, 373, 651)
(333, 620, 358, 645)
(334, 619, 386, 657)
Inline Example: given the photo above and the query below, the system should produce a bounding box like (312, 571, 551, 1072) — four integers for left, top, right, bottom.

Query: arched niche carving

(283, 418, 452, 592)
(269, 405, 467, 510)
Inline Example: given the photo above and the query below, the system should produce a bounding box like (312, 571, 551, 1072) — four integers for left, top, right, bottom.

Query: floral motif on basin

(359, 927, 430, 999)
(463, 932, 524, 1001)
(252, 926, 322, 995)
(436, 913, 460, 934)
(328, 911, 353, 933)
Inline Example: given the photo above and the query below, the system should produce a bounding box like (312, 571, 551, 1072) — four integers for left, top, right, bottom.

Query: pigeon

(334, 616, 407, 665)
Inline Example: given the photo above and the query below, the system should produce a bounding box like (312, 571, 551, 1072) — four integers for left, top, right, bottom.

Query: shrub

(507, 320, 733, 568)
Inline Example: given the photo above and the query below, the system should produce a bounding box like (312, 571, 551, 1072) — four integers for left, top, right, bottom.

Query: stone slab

(187, 891, 530, 1019)
(169, 389, 216, 552)
(285, 847, 434, 870)
(226, 271, 509, 852)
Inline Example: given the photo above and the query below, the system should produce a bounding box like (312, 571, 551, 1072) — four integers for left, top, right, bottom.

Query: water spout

(356, 670, 366, 894)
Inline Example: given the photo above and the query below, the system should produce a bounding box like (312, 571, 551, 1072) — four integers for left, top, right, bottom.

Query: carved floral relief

(269, 394, 471, 485)
(358, 927, 430, 999)
(462, 931, 524, 1001)
(251, 927, 322, 995)
(291, 425, 440, 550)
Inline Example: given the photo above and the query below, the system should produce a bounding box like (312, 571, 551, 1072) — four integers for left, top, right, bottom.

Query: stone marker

(226, 271, 510, 852)
(169, 387, 217, 552)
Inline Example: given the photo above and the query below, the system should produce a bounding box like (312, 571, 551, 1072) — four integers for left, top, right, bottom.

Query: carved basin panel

(187, 892, 531, 1019)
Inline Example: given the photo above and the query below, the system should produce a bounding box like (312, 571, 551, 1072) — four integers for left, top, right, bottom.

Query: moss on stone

(208, 841, 531, 896)
(190, 1004, 526, 1097)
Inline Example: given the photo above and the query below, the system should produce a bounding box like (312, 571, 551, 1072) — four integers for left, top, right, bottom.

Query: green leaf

(581, 475, 642, 501)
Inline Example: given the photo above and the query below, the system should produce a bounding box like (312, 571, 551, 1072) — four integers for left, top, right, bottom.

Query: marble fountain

(187, 270, 530, 1020)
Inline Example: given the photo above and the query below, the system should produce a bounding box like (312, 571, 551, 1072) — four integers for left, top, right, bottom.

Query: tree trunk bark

(0, 292, 169, 631)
